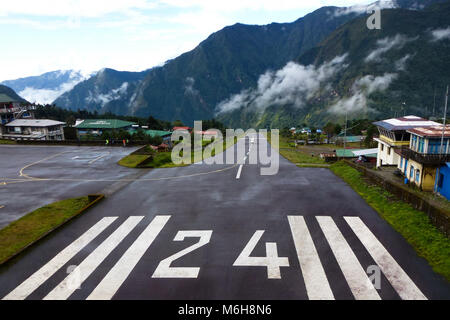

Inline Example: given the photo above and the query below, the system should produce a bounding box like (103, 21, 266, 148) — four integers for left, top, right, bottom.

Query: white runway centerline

(3, 217, 117, 300)
(344, 217, 427, 300)
(236, 164, 243, 179)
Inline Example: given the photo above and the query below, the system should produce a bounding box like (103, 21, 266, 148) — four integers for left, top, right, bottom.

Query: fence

(15, 139, 148, 147)
(344, 160, 450, 237)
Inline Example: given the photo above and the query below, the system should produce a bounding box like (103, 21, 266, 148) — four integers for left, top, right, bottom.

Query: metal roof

(408, 125, 450, 138)
(336, 149, 377, 158)
(373, 115, 439, 131)
(5, 119, 65, 127)
(352, 148, 379, 156)
(75, 119, 136, 129)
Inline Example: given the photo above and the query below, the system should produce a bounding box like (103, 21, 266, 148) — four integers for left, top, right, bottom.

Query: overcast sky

(0, 0, 376, 81)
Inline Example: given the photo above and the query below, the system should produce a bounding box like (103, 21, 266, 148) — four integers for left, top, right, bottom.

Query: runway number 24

(151, 229, 289, 279)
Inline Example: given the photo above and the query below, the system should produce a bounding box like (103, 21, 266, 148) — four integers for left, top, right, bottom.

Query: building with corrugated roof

(3, 119, 65, 141)
(397, 125, 450, 191)
(373, 115, 439, 168)
(74, 119, 136, 136)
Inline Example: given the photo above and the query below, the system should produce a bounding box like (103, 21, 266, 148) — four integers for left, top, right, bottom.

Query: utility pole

(440, 85, 449, 156)
(344, 111, 348, 153)
(433, 87, 437, 117)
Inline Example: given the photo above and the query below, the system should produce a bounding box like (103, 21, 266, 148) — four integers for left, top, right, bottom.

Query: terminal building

(3, 119, 65, 141)
(373, 116, 439, 168)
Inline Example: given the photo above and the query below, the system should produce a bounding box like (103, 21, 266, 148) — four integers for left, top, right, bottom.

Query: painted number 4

(233, 230, 289, 279)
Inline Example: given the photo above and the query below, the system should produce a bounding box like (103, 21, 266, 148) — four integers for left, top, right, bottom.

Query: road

(0, 135, 449, 300)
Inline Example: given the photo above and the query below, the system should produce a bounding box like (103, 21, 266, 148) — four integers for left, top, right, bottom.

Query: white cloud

(333, 0, 397, 17)
(394, 54, 412, 71)
(431, 27, 450, 41)
(216, 55, 348, 114)
(365, 34, 417, 62)
(184, 77, 198, 95)
(329, 73, 397, 114)
(16, 71, 89, 104)
(0, 0, 156, 18)
(85, 82, 129, 106)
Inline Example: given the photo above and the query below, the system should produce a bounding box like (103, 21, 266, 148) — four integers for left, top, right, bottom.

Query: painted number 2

(233, 230, 289, 279)
(152, 230, 212, 278)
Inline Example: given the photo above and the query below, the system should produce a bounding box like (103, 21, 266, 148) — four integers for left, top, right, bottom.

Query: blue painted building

(435, 163, 450, 200)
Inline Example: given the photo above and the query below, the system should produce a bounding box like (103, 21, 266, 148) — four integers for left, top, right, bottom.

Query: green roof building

(75, 119, 136, 130)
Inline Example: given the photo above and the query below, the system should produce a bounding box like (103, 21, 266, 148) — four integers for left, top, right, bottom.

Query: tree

(65, 115, 76, 127)
(364, 124, 377, 148)
(334, 124, 342, 136)
(147, 116, 163, 130)
(173, 120, 184, 127)
(323, 122, 336, 139)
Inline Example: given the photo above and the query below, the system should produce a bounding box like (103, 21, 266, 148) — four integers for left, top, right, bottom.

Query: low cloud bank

(216, 55, 348, 114)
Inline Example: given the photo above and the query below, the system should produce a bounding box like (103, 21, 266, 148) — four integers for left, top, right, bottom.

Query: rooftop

(336, 148, 377, 158)
(408, 125, 450, 138)
(373, 115, 439, 131)
(5, 119, 65, 127)
(75, 119, 136, 129)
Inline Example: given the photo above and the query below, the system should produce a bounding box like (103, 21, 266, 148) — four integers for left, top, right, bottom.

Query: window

(418, 138, 425, 153)
(428, 139, 441, 154)
(412, 135, 417, 149)
(410, 166, 414, 179)
(400, 158, 403, 168)
(381, 144, 384, 151)
(416, 170, 420, 183)
(387, 147, 391, 155)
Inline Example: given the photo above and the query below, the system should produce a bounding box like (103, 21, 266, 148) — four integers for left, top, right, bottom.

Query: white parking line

(88, 153, 109, 164)
(44, 216, 143, 300)
(3, 217, 117, 300)
(316, 216, 381, 300)
(87, 216, 171, 300)
(288, 216, 334, 300)
(344, 217, 427, 300)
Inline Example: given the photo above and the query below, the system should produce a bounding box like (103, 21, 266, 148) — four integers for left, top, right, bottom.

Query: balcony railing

(398, 147, 450, 165)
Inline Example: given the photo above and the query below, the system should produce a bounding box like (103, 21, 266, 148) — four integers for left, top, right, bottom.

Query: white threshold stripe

(288, 216, 334, 300)
(316, 216, 381, 300)
(2, 217, 117, 300)
(43, 216, 144, 300)
(236, 164, 243, 179)
(87, 216, 171, 300)
(344, 217, 427, 300)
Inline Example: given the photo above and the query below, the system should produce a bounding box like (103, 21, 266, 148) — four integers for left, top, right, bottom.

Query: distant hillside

(50, 0, 448, 126)
(51, 5, 368, 123)
(53, 68, 148, 115)
(218, 1, 450, 128)
(0, 85, 28, 103)
(1, 70, 89, 104)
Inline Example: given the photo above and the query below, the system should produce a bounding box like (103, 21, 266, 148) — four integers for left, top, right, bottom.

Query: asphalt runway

(0, 135, 449, 300)
(0, 145, 138, 228)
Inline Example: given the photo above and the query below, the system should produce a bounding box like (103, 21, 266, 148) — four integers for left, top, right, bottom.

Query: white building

(373, 116, 439, 168)
(3, 119, 65, 141)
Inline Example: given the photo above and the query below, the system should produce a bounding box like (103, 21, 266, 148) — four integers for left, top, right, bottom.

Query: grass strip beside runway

(0, 139, 16, 145)
(267, 134, 327, 166)
(0, 196, 97, 264)
(330, 161, 450, 282)
(118, 136, 240, 169)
